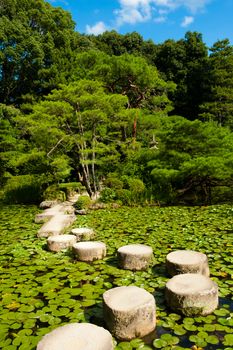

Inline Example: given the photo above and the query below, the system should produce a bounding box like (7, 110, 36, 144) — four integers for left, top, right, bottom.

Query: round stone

(165, 273, 218, 316)
(71, 228, 95, 241)
(73, 241, 106, 261)
(37, 323, 113, 350)
(47, 234, 77, 252)
(166, 250, 210, 277)
(117, 244, 153, 271)
(103, 286, 156, 340)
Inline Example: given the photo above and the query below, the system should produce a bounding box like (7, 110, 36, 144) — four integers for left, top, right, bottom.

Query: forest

(1, 0, 233, 205)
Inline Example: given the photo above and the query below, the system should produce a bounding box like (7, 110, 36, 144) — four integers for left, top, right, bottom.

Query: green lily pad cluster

(0, 204, 232, 350)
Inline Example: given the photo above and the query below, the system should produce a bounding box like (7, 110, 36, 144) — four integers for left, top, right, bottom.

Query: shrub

(99, 187, 116, 203)
(58, 182, 85, 199)
(75, 195, 92, 210)
(3, 175, 43, 204)
(128, 178, 145, 194)
(104, 176, 123, 190)
(119, 177, 146, 204)
(115, 189, 132, 206)
(43, 184, 65, 201)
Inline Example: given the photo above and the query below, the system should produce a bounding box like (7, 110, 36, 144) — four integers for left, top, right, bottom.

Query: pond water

(0, 204, 232, 350)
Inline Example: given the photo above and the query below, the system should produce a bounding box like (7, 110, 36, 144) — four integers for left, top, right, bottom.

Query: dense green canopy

(1, 0, 233, 204)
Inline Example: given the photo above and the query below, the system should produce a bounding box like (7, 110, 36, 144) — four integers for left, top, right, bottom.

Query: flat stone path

(37, 323, 113, 350)
(165, 273, 218, 316)
(38, 214, 76, 238)
(166, 250, 210, 276)
(35, 204, 65, 224)
(103, 286, 156, 340)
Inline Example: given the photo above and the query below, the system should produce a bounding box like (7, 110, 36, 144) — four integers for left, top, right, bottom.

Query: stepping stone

(38, 214, 76, 238)
(39, 200, 59, 209)
(37, 323, 113, 350)
(75, 209, 88, 215)
(117, 244, 153, 270)
(165, 273, 218, 316)
(103, 286, 156, 340)
(73, 241, 106, 261)
(35, 204, 66, 223)
(71, 227, 95, 241)
(35, 203, 75, 223)
(166, 250, 210, 277)
(47, 234, 77, 252)
(62, 204, 75, 215)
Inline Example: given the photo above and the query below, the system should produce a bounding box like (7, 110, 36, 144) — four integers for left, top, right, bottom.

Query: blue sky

(48, 0, 233, 47)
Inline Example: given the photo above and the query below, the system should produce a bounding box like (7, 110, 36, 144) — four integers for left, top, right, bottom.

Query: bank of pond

(0, 204, 232, 349)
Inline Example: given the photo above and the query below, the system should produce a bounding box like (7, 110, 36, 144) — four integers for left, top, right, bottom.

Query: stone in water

(37, 214, 76, 238)
(103, 286, 156, 340)
(117, 244, 153, 271)
(73, 241, 106, 261)
(71, 227, 95, 241)
(47, 234, 77, 252)
(166, 250, 210, 276)
(37, 323, 113, 350)
(165, 273, 218, 316)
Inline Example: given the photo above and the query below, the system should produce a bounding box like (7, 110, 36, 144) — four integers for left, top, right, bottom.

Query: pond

(0, 204, 232, 350)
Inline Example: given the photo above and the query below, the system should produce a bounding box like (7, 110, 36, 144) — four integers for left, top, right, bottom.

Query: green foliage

(3, 175, 43, 203)
(58, 182, 85, 200)
(100, 176, 145, 205)
(128, 178, 145, 195)
(75, 195, 92, 210)
(103, 176, 124, 190)
(141, 116, 233, 204)
(99, 187, 116, 203)
(42, 184, 65, 201)
(58, 182, 84, 191)
(200, 39, 233, 128)
(0, 0, 233, 207)
(115, 188, 132, 206)
(0, 0, 78, 104)
(72, 50, 175, 111)
(16, 79, 128, 197)
(154, 32, 208, 119)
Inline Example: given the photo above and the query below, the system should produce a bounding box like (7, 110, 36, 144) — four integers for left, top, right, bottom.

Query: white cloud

(154, 0, 212, 13)
(86, 21, 108, 35)
(179, 0, 212, 14)
(181, 15, 194, 27)
(115, 0, 152, 26)
(115, 0, 212, 26)
(154, 16, 167, 23)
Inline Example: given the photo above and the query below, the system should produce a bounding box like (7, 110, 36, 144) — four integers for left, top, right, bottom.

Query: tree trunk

(91, 128, 97, 196)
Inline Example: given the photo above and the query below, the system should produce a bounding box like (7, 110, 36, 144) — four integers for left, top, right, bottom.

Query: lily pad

(223, 334, 233, 346)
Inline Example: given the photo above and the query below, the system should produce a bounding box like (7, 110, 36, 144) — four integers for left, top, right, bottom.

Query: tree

(200, 39, 233, 128)
(18, 80, 128, 197)
(0, 104, 21, 184)
(72, 50, 175, 111)
(87, 30, 126, 56)
(0, 0, 78, 104)
(129, 116, 233, 204)
(154, 32, 208, 119)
